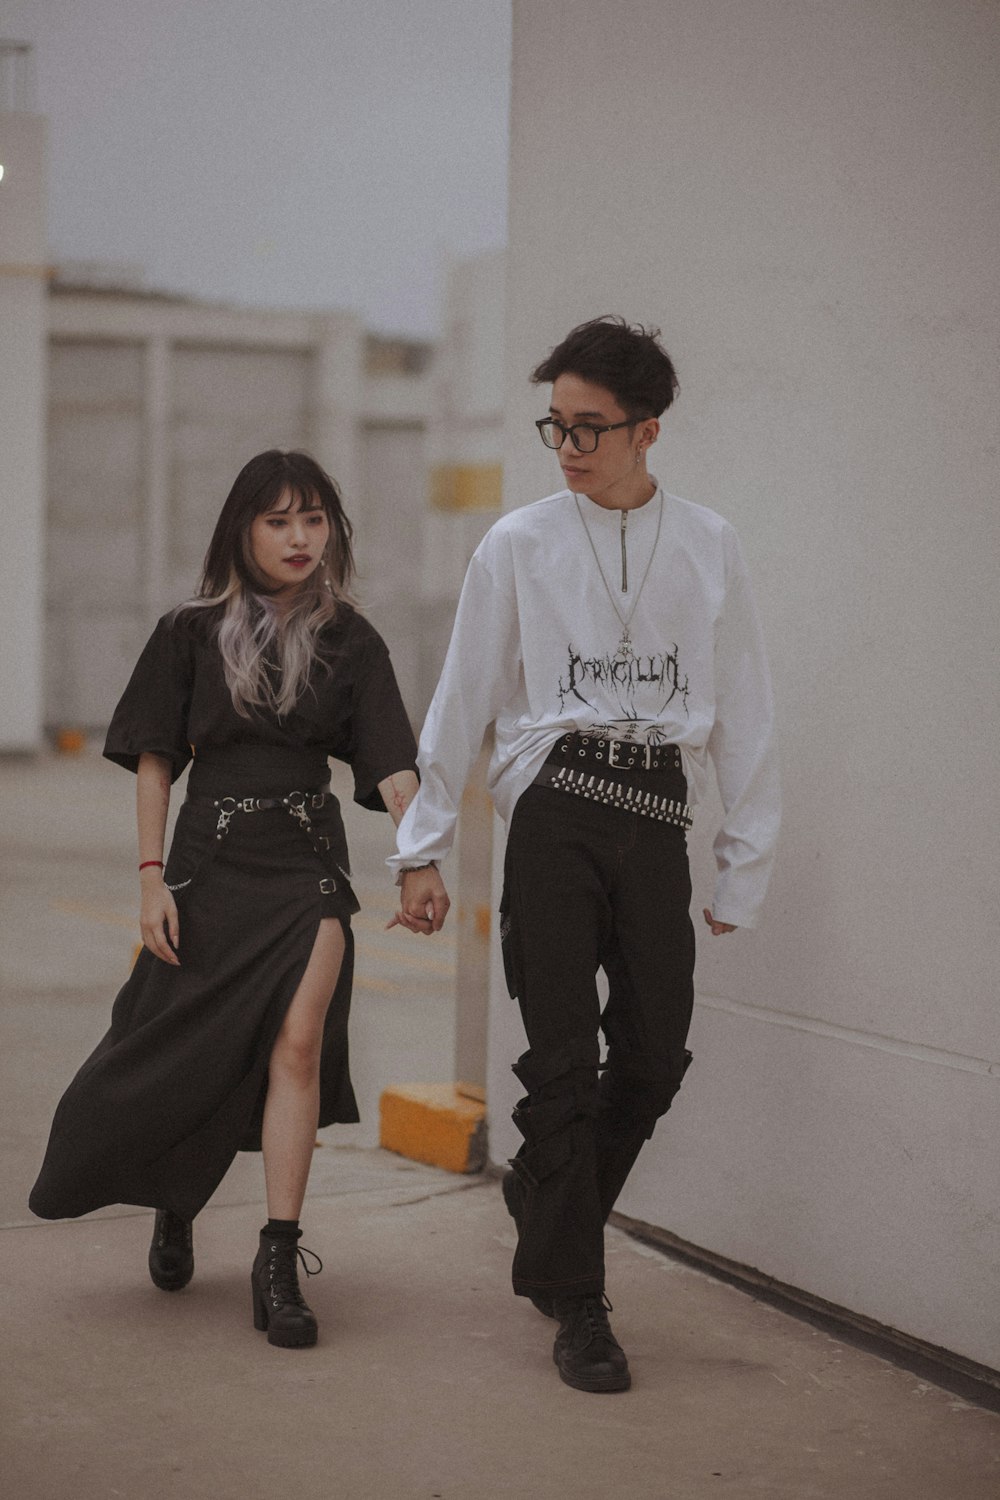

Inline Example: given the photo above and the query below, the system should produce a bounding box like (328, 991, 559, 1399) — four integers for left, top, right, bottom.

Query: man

(390, 316, 780, 1393)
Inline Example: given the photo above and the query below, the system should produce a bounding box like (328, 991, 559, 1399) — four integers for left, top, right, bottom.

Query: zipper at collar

(620, 510, 628, 592)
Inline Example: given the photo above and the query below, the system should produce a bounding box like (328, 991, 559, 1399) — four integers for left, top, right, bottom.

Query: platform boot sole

(251, 1277, 318, 1348)
(148, 1263, 193, 1292)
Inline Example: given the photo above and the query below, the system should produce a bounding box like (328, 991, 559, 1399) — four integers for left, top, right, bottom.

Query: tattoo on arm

(379, 769, 419, 827)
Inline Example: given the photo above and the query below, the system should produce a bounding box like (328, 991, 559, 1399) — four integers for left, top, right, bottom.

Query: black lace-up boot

(251, 1230, 322, 1348)
(501, 1171, 555, 1318)
(148, 1209, 194, 1292)
(552, 1293, 631, 1392)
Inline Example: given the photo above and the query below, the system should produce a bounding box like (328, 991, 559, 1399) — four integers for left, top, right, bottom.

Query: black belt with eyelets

(550, 731, 682, 774)
(167, 786, 342, 896)
(184, 786, 334, 846)
(185, 789, 331, 814)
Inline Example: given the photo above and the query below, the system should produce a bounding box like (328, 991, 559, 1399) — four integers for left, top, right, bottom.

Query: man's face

(547, 373, 656, 507)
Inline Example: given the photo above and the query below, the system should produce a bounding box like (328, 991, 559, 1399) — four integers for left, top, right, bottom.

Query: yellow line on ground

(354, 975, 402, 996)
(355, 943, 456, 978)
(49, 898, 134, 929)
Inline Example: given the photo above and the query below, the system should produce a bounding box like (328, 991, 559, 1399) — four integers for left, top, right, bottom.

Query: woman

(30, 449, 422, 1350)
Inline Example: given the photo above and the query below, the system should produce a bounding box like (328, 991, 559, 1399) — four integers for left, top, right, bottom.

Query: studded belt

(550, 731, 682, 774)
(533, 762, 693, 829)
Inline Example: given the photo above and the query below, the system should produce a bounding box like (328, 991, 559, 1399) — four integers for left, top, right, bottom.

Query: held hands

(140, 870, 180, 965)
(387, 866, 451, 936)
(702, 908, 737, 937)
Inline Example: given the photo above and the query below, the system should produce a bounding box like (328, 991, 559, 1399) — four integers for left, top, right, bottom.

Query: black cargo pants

(500, 774, 695, 1301)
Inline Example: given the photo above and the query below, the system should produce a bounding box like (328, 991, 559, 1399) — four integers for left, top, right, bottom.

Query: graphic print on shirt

(556, 637, 689, 742)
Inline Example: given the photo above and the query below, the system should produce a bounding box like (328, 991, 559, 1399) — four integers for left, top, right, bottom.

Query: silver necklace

(574, 490, 664, 658)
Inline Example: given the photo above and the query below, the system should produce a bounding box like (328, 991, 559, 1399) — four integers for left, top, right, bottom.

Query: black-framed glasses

(535, 417, 635, 454)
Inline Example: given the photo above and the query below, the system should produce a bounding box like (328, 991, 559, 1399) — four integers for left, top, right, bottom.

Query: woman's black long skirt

(29, 751, 361, 1222)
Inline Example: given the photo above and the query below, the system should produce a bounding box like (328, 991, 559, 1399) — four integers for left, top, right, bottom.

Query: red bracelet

(139, 860, 164, 871)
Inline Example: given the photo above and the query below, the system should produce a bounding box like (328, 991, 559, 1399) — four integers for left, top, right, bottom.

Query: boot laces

(583, 1292, 613, 1336)
(267, 1244, 323, 1305)
(559, 1292, 614, 1342)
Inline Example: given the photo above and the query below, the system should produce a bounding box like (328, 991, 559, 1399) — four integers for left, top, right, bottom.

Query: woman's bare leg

(261, 917, 346, 1220)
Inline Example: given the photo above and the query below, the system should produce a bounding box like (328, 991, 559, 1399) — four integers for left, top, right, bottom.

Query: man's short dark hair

(531, 316, 679, 419)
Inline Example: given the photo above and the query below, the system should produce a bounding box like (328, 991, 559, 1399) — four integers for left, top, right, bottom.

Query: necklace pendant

(618, 628, 635, 660)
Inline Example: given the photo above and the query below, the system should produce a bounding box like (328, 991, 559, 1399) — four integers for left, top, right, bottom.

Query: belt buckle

(608, 738, 642, 770)
(238, 797, 259, 813)
(643, 743, 653, 771)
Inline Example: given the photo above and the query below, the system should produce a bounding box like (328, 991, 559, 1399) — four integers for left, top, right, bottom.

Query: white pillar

(143, 333, 170, 620)
(0, 109, 47, 750)
(308, 310, 364, 507)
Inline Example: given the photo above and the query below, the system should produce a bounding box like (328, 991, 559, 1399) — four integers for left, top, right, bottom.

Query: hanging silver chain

(574, 491, 664, 646)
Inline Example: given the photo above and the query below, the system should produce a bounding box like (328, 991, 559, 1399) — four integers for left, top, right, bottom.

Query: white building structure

(43, 285, 433, 731)
(422, 252, 505, 1090)
(487, 0, 1000, 1375)
(0, 49, 47, 751)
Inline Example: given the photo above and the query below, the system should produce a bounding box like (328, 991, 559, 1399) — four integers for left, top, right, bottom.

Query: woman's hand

(702, 908, 737, 937)
(140, 870, 180, 965)
(387, 866, 451, 935)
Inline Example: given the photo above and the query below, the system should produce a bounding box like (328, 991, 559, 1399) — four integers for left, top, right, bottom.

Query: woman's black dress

(29, 605, 417, 1222)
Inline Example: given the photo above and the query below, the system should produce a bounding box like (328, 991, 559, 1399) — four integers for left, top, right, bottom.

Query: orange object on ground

(379, 1083, 487, 1174)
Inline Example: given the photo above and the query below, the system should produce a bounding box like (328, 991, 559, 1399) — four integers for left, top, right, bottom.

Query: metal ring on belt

(185, 790, 331, 814)
(184, 788, 331, 842)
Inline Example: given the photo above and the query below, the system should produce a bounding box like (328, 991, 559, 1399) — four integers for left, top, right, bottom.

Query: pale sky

(2, 0, 511, 335)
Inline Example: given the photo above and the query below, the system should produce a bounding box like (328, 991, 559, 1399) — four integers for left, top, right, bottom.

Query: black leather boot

(552, 1293, 631, 1392)
(501, 1171, 555, 1318)
(251, 1231, 322, 1348)
(148, 1209, 194, 1292)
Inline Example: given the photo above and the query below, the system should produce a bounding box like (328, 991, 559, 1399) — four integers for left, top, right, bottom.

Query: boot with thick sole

(251, 1231, 322, 1348)
(552, 1293, 631, 1393)
(148, 1209, 194, 1292)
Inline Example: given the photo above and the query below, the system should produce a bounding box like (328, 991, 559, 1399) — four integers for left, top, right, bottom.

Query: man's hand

(387, 866, 451, 936)
(702, 907, 737, 937)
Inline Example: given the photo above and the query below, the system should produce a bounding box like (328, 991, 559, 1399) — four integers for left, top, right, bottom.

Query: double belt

(535, 732, 692, 829)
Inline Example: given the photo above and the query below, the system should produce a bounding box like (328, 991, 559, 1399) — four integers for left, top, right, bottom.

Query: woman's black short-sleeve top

(103, 605, 417, 811)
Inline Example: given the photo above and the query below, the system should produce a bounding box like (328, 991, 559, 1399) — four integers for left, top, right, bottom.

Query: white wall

(0, 111, 47, 750)
(489, 0, 1000, 1369)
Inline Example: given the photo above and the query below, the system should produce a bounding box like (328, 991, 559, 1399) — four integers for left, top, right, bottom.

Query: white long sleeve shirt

(391, 485, 780, 928)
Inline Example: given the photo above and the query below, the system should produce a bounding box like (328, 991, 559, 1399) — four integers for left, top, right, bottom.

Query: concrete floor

(2, 750, 999, 1499)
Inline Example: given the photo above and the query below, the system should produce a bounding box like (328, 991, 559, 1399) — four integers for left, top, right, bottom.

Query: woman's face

(248, 490, 331, 594)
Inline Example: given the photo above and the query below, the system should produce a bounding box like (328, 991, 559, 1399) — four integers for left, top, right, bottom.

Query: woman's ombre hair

(178, 449, 356, 719)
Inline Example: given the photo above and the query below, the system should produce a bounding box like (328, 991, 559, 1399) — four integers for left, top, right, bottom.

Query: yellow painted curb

(55, 727, 87, 754)
(379, 1083, 487, 1174)
(429, 462, 503, 513)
